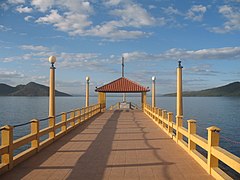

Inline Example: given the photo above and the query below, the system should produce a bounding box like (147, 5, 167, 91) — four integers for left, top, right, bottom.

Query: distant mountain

(164, 82, 240, 97)
(0, 84, 16, 95)
(0, 82, 71, 96)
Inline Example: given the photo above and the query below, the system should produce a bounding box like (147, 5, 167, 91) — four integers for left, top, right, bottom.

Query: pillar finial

(178, 60, 183, 68)
(122, 56, 124, 77)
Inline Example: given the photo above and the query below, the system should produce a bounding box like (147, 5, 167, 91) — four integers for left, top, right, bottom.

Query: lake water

(0, 96, 239, 158)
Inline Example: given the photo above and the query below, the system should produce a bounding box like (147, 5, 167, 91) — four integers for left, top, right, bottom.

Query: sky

(0, 0, 239, 95)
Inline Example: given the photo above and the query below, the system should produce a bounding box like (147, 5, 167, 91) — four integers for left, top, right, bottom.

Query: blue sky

(0, 0, 239, 95)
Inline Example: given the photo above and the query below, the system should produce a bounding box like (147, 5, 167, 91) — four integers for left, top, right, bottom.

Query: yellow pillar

(98, 92, 106, 112)
(86, 76, 90, 107)
(176, 61, 183, 117)
(141, 92, 146, 110)
(48, 56, 56, 117)
(152, 76, 156, 107)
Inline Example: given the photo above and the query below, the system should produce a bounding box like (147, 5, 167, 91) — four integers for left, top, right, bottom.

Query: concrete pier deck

(1, 110, 213, 180)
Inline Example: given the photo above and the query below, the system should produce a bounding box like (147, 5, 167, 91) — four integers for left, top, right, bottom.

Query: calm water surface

(0, 96, 239, 157)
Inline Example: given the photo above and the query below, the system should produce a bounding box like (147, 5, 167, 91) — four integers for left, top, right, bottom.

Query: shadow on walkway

(67, 110, 122, 179)
(0, 113, 104, 179)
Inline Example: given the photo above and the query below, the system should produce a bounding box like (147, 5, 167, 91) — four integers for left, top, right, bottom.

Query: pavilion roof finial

(122, 56, 124, 77)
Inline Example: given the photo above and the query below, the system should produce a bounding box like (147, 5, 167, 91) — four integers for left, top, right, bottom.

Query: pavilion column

(98, 92, 106, 112)
(141, 92, 147, 110)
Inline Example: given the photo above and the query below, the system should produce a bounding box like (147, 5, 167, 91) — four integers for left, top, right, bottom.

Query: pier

(1, 110, 214, 180)
(0, 57, 239, 179)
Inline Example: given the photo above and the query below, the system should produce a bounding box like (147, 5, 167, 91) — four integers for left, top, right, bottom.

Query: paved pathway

(1, 110, 213, 180)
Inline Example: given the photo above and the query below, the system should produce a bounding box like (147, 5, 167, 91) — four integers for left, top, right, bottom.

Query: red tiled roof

(95, 77, 150, 93)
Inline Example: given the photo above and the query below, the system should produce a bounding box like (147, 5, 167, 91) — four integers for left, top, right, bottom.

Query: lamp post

(48, 56, 56, 118)
(152, 76, 156, 107)
(86, 76, 90, 107)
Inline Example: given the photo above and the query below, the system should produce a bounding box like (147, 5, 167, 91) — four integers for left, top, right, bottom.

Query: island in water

(164, 82, 240, 97)
(0, 82, 71, 96)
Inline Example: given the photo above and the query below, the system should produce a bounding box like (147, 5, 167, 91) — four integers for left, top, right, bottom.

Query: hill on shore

(0, 82, 71, 96)
(164, 82, 240, 97)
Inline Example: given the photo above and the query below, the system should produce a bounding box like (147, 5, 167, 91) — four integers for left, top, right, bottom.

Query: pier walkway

(1, 110, 213, 180)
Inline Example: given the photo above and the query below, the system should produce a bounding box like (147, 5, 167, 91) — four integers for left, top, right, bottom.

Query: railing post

(83, 108, 86, 121)
(70, 111, 75, 127)
(61, 112, 67, 133)
(207, 126, 221, 174)
(31, 119, 39, 151)
(176, 116, 183, 143)
(161, 110, 165, 125)
(90, 106, 93, 117)
(1, 125, 13, 170)
(168, 112, 173, 136)
(162, 110, 167, 129)
(152, 107, 154, 119)
(153, 107, 156, 121)
(187, 120, 196, 152)
(49, 116, 55, 139)
(77, 109, 81, 124)
(157, 108, 161, 123)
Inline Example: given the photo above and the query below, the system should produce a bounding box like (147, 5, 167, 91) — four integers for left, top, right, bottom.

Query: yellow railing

(143, 103, 240, 180)
(109, 102, 120, 110)
(109, 102, 140, 110)
(0, 103, 101, 175)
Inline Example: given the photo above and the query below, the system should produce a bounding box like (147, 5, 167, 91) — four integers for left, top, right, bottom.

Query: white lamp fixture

(86, 76, 90, 81)
(152, 76, 156, 81)
(49, 56, 56, 67)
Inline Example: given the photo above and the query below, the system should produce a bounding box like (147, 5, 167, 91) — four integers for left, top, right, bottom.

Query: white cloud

(123, 47, 240, 61)
(36, 10, 92, 35)
(32, 1, 160, 40)
(36, 10, 62, 24)
(31, 0, 93, 13)
(0, 70, 24, 79)
(35, 5, 154, 40)
(84, 21, 149, 40)
(210, 5, 240, 33)
(148, 5, 156, 10)
(186, 5, 207, 21)
(7, 0, 25, 4)
(20, 45, 50, 51)
(16, 5, 33, 13)
(24, 16, 34, 21)
(0, 25, 12, 32)
(31, 0, 54, 12)
(56, 0, 93, 13)
(58, 52, 104, 69)
(185, 64, 219, 76)
(162, 6, 183, 16)
(103, 0, 121, 6)
(111, 3, 156, 27)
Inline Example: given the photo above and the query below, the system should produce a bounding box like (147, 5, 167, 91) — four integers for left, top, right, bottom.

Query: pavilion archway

(95, 77, 150, 111)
